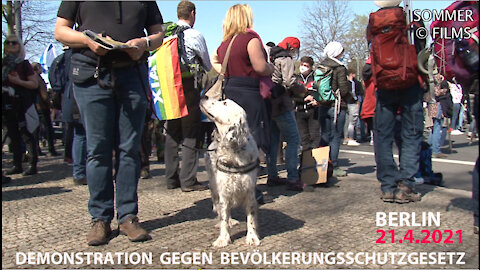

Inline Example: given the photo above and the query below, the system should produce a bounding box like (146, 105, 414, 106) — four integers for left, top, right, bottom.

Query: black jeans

(64, 122, 74, 160)
(295, 107, 320, 150)
(38, 108, 56, 153)
(5, 109, 37, 169)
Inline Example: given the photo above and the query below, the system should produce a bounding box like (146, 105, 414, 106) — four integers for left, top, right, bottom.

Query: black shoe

(181, 181, 209, 192)
(73, 178, 87, 185)
(49, 150, 60, 157)
(22, 166, 37, 176)
(267, 176, 287, 186)
(2, 175, 12, 185)
(286, 179, 304, 191)
(6, 166, 22, 175)
(167, 181, 181, 189)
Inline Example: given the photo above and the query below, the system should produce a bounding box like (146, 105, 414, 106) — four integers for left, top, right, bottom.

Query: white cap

(374, 0, 402, 8)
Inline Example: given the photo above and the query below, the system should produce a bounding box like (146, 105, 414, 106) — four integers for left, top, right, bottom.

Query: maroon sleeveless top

(216, 32, 267, 78)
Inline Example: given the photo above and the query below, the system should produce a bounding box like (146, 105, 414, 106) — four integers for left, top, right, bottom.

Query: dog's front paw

(213, 236, 231, 247)
(245, 234, 260, 246)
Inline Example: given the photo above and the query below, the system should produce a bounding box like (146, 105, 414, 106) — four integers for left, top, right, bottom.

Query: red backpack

(367, 7, 419, 90)
(430, 1, 479, 91)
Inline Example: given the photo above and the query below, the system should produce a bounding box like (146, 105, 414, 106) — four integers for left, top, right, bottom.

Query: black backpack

(48, 53, 68, 93)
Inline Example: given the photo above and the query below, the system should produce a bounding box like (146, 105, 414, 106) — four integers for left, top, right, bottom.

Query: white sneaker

(451, 130, 464, 135)
(347, 140, 360, 146)
(414, 176, 424, 184)
(370, 139, 374, 146)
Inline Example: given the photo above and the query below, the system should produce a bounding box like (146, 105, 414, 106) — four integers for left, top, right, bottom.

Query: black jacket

(319, 57, 352, 110)
(437, 92, 453, 118)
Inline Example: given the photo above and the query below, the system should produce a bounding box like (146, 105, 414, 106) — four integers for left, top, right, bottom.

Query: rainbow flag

(148, 36, 188, 120)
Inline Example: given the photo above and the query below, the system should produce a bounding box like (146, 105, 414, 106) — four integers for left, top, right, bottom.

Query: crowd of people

(2, 0, 478, 245)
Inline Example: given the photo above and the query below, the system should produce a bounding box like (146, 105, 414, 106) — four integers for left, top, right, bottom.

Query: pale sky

(8, 0, 456, 62)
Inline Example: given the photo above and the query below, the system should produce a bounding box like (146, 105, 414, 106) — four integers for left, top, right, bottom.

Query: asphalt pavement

(2, 132, 478, 269)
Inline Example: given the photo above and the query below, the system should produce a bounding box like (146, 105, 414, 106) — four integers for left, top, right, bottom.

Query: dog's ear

(225, 118, 248, 148)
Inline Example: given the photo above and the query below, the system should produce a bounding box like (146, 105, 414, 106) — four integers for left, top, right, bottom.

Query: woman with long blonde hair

(211, 3, 274, 153)
(2, 34, 39, 176)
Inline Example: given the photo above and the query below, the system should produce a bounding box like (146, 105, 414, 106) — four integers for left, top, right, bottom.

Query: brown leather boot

(119, 216, 150, 242)
(87, 220, 112, 246)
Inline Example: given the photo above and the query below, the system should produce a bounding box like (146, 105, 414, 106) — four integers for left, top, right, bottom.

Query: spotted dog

(200, 97, 260, 247)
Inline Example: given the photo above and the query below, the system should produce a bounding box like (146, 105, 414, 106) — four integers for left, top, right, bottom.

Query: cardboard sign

(300, 146, 330, 185)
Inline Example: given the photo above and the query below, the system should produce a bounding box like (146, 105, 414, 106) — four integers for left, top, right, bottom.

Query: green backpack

(313, 65, 335, 103)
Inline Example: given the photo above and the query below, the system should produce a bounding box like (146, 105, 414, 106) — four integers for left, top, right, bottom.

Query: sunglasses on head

(6, 40, 19, 45)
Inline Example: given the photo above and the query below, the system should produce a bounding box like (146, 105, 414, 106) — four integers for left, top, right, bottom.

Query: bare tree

(343, 14, 370, 78)
(2, 0, 57, 60)
(300, 0, 352, 63)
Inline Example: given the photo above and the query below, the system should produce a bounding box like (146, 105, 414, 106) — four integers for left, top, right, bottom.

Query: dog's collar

(216, 159, 259, 174)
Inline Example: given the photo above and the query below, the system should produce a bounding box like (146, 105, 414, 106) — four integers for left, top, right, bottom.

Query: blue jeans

(428, 118, 447, 154)
(73, 64, 148, 224)
(318, 106, 347, 168)
(72, 121, 87, 180)
(374, 84, 424, 193)
(451, 103, 461, 130)
(267, 111, 300, 182)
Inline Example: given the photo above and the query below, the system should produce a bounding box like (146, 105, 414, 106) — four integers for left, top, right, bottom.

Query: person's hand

(304, 95, 319, 106)
(85, 36, 108, 56)
(304, 95, 314, 102)
(7, 72, 21, 85)
(124, 38, 148, 61)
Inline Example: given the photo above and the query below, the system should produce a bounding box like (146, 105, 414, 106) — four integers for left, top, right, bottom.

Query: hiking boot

(286, 179, 304, 191)
(73, 178, 87, 185)
(332, 167, 347, 177)
(167, 181, 181, 190)
(181, 181, 209, 192)
(6, 166, 22, 175)
(381, 191, 395, 203)
(267, 176, 287, 186)
(22, 166, 37, 176)
(394, 190, 421, 203)
(87, 220, 112, 246)
(119, 216, 150, 242)
(395, 182, 421, 203)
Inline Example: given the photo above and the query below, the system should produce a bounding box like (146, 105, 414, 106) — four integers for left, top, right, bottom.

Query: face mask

(299, 66, 310, 74)
(338, 55, 345, 62)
